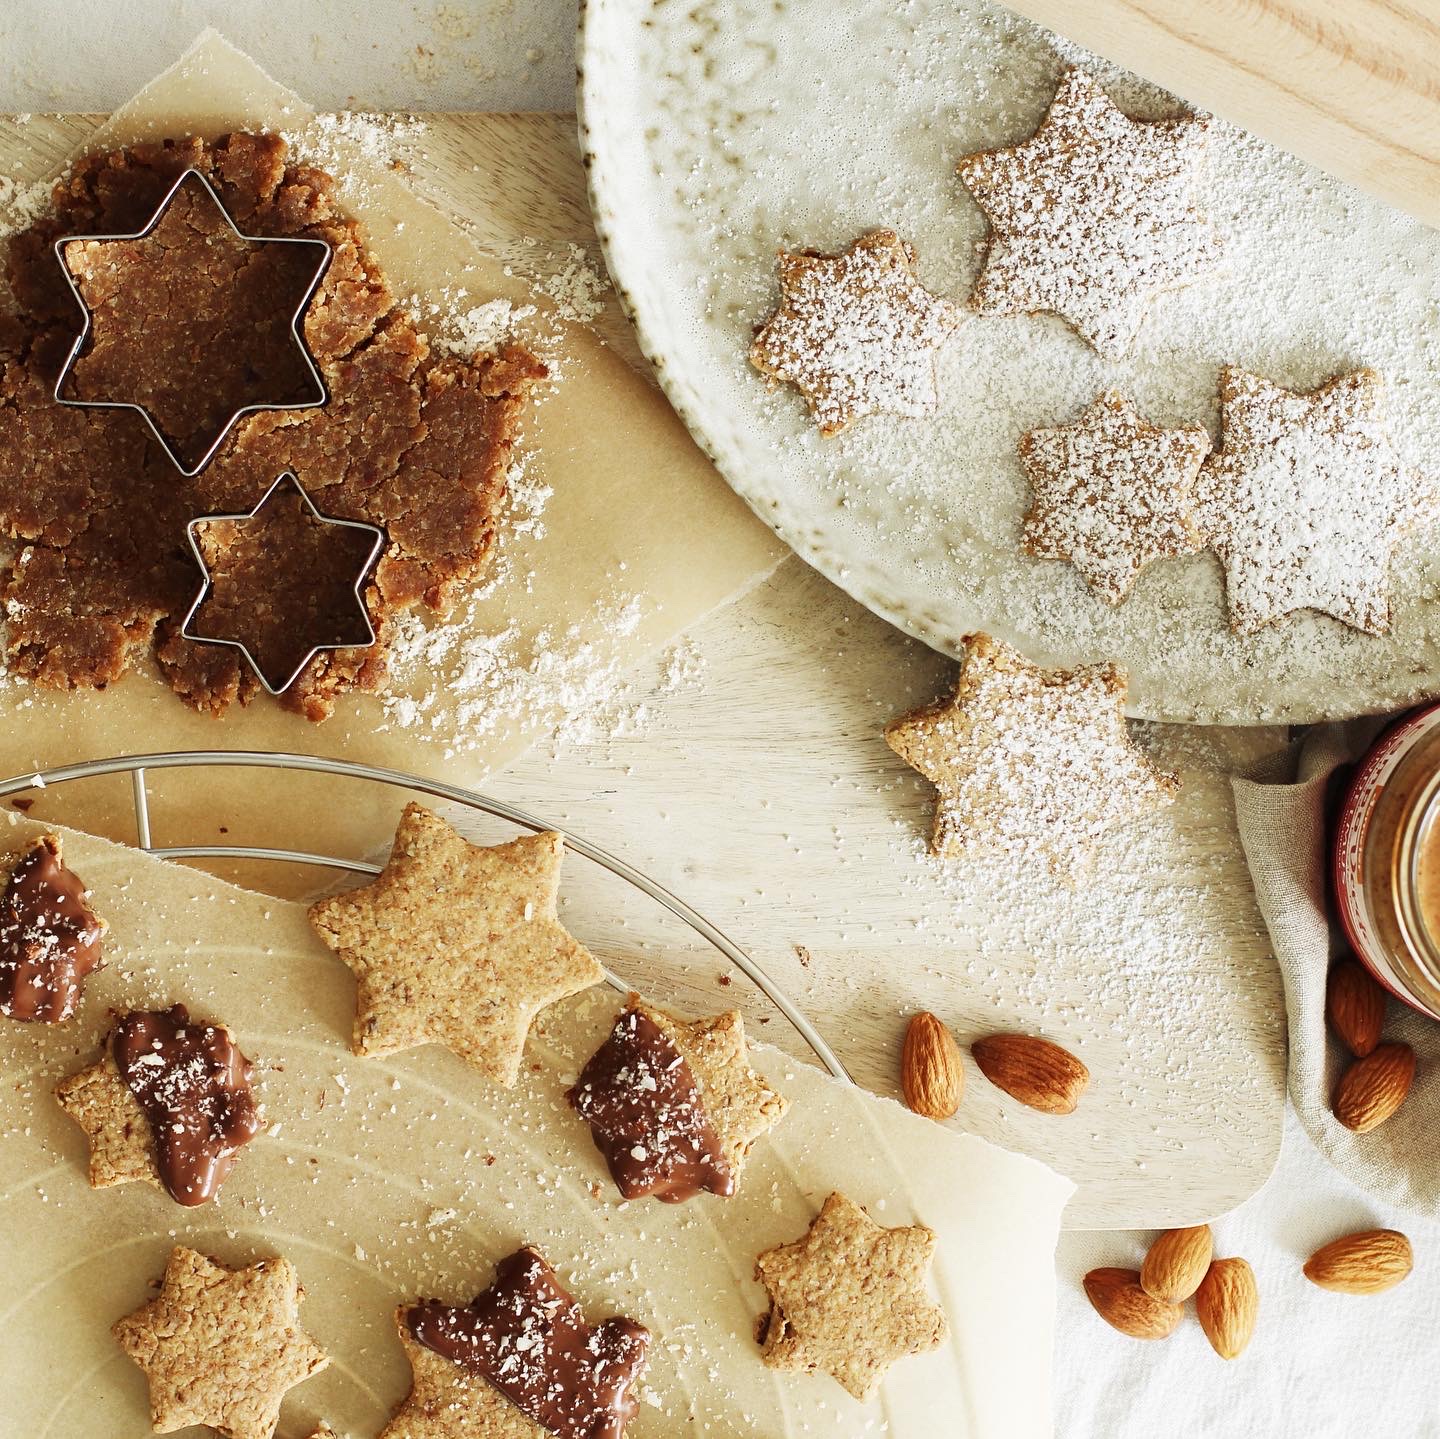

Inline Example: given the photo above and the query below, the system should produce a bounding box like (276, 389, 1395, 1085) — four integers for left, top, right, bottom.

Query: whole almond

(901, 1011, 963, 1120)
(972, 1033, 1088, 1114)
(1082, 1267, 1182, 1340)
(1303, 1229, 1413, 1294)
(1195, 1257, 1258, 1359)
(1333, 1042, 1415, 1132)
(1326, 959, 1386, 1058)
(1140, 1224, 1213, 1303)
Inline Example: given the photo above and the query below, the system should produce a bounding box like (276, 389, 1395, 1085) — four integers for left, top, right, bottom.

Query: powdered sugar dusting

(1020, 389, 1210, 603)
(884, 632, 1178, 870)
(607, 0, 1440, 721)
(749, 229, 962, 435)
(959, 66, 1224, 359)
(1195, 366, 1440, 635)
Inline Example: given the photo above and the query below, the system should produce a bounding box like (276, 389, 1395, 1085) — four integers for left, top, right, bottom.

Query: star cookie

(308, 803, 604, 1085)
(1194, 366, 1440, 635)
(113, 1246, 328, 1439)
(55, 1004, 261, 1206)
(749, 229, 963, 435)
(754, 1191, 948, 1401)
(957, 67, 1224, 358)
(884, 632, 1178, 869)
(1019, 390, 1210, 602)
(384, 1248, 651, 1439)
(568, 994, 788, 1202)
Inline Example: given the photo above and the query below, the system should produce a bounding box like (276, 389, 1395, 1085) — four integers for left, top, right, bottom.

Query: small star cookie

(568, 994, 788, 1201)
(1019, 389, 1211, 602)
(113, 1246, 328, 1439)
(884, 632, 1178, 869)
(1194, 366, 1440, 635)
(749, 229, 963, 435)
(754, 1191, 948, 1401)
(957, 67, 1224, 358)
(308, 803, 604, 1086)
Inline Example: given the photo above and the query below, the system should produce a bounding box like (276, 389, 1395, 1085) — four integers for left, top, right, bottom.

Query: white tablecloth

(3, 4, 1436, 1434)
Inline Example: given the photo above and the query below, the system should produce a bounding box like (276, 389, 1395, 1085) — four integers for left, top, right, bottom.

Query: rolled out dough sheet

(0, 816, 1072, 1438)
(0, 31, 785, 888)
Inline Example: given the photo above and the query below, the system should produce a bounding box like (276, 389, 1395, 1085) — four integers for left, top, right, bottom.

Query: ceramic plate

(578, 0, 1440, 723)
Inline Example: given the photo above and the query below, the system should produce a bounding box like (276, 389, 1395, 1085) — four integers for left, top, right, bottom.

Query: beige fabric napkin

(1232, 719, 1440, 1216)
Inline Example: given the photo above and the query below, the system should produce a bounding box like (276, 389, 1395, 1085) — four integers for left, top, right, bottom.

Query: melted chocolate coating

(112, 1003, 260, 1206)
(409, 1248, 650, 1439)
(0, 836, 104, 1022)
(567, 1007, 732, 1203)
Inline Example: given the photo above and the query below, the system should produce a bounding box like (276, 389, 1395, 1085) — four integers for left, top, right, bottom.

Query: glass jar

(1334, 703, 1440, 1020)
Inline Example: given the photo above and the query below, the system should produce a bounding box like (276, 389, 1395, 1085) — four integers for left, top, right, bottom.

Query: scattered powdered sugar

(958, 65, 1223, 360)
(884, 632, 1178, 870)
(749, 229, 963, 435)
(281, 110, 430, 179)
(497, 238, 611, 325)
(1194, 366, 1436, 635)
(626, 0, 1440, 722)
(0, 170, 55, 244)
(1019, 389, 1209, 603)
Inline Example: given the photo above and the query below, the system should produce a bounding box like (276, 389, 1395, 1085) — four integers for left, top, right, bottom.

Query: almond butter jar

(1334, 704, 1440, 1020)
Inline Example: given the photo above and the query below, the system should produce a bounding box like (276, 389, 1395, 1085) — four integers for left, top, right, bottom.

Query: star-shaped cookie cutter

(52, 166, 332, 477)
(180, 471, 386, 696)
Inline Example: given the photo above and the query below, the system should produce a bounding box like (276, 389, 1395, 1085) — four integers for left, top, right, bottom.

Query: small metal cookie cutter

(180, 471, 386, 696)
(52, 166, 332, 477)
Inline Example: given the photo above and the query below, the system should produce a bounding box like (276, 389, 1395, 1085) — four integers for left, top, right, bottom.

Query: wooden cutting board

(0, 111, 1287, 1229)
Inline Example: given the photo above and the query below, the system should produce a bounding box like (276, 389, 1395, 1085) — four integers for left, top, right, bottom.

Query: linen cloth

(1232, 721, 1440, 1215)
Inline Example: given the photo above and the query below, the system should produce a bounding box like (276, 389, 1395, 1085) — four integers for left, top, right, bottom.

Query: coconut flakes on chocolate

(568, 1002, 732, 1202)
(55, 1002, 261, 1206)
(0, 832, 105, 1023)
(394, 1248, 650, 1439)
(0, 130, 546, 721)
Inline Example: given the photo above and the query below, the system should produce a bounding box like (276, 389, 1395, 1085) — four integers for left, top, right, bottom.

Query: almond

(972, 1033, 1088, 1115)
(1195, 1257, 1258, 1359)
(1082, 1267, 1181, 1340)
(1325, 959, 1386, 1058)
(901, 1011, 963, 1120)
(1140, 1224, 1213, 1303)
(1303, 1229, 1413, 1294)
(1333, 1042, 1415, 1132)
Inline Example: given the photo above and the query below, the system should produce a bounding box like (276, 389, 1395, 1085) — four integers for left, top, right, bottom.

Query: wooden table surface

(2, 110, 1290, 1231)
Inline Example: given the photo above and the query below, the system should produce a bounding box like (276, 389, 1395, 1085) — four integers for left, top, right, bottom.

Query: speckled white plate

(577, 0, 1440, 724)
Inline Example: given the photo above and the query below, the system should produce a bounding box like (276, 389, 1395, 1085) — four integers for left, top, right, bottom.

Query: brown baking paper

(0, 818, 1072, 1437)
(0, 31, 784, 886)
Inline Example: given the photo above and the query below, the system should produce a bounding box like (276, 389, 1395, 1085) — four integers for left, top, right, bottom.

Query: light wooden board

(0, 112, 1287, 1229)
(1002, 0, 1440, 229)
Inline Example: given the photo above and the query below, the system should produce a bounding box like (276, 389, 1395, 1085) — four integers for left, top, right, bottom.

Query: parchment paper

(0, 31, 785, 888)
(0, 817, 1073, 1438)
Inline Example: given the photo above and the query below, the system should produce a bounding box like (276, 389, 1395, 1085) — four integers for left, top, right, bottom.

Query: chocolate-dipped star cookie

(1019, 389, 1210, 603)
(750, 229, 962, 435)
(884, 632, 1178, 870)
(0, 832, 105, 1023)
(958, 67, 1223, 358)
(1195, 366, 1440, 634)
(113, 1246, 328, 1439)
(755, 1191, 948, 1401)
(55, 1003, 261, 1206)
(385, 1248, 651, 1439)
(308, 803, 604, 1085)
(568, 994, 787, 1202)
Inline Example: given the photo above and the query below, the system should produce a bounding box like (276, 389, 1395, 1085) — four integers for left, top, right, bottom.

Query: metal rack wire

(0, 750, 850, 1082)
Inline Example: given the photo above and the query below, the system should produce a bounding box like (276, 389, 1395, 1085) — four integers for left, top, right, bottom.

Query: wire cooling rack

(0, 750, 850, 1082)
